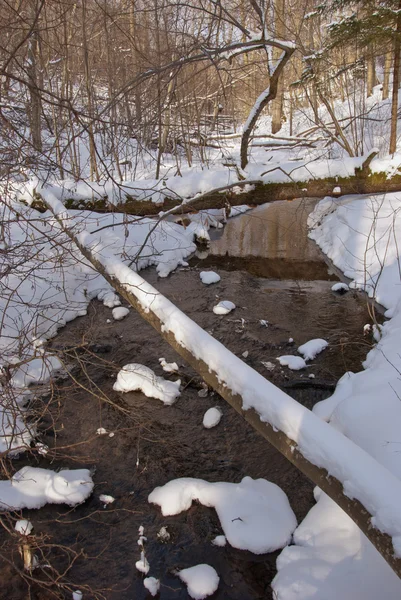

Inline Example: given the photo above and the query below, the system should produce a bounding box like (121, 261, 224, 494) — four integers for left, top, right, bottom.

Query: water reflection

(191, 198, 338, 281)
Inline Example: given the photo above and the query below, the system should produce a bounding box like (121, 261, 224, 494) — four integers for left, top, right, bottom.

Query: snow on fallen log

(0, 466, 93, 510)
(43, 190, 401, 578)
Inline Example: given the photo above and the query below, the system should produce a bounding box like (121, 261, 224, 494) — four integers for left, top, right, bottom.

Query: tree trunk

(240, 43, 294, 169)
(383, 52, 392, 100)
(389, 1, 401, 155)
(27, 2, 42, 153)
(366, 44, 376, 97)
(271, 0, 286, 134)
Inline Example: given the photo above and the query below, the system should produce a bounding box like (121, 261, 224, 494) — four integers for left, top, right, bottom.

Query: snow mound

(203, 407, 222, 429)
(331, 282, 349, 293)
(15, 519, 33, 535)
(144, 577, 160, 597)
(113, 363, 180, 405)
(277, 355, 307, 370)
(112, 306, 129, 321)
(200, 271, 221, 285)
(298, 338, 328, 360)
(0, 467, 93, 510)
(272, 490, 401, 600)
(178, 564, 219, 599)
(149, 476, 297, 553)
(213, 300, 235, 315)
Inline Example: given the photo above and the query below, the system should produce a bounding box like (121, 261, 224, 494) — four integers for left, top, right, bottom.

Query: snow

(149, 476, 297, 553)
(112, 306, 129, 321)
(277, 355, 307, 370)
(144, 577, 160, 596)
(136, 553, 150, 574)
(99, 494, 114, 506)
(113, 363, 181, 405)
(203, 407, 222, 429)
(0, 467, 93, 510)
(212, 300, 236, 315)
(15, 519, 33, 535)
(273, 490, 401, 600)
(212, 535, 226, 547)
(200, 271, 221, 285)
(297, 338, 328, 360)
(274, 192, 401, 599)
(159, 357, 179, 372)
(332, 282, 349, 293)
(178, 564, 219, 600)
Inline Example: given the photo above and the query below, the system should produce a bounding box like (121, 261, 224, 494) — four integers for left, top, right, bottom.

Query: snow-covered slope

(273, 191, 401, 599)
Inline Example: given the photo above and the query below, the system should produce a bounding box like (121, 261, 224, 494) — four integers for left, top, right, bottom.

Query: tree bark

(271, 0, 286, 134)
(389, 1, 401, 155)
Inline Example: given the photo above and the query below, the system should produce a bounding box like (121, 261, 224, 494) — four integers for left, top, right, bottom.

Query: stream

(2, 198, 380, 600)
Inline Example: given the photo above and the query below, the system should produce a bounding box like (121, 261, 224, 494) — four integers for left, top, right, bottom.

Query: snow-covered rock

(212, 535, 226, 547)
(144, 577, 160, 597)
(178, 564, 219, 600)
(113, 363, 180, 405)
(149, 476, 297, 554)
(0, 467, 93, 510)
(277, 355, 307, 370)
(200, 271, 221, 285)
(203, 407, 222, 429)
(112, 306, 129, 321)
(213, 300, 235, 315)
(298, 338, 328, 360)
(331, 282, 349, 293)
(99, 494, 114, 506)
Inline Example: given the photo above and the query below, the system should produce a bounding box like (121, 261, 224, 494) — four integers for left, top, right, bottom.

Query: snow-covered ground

(273, 191, 401, 599)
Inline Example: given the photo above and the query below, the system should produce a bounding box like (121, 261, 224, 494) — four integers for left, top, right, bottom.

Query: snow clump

(298, 338, 328, 360)
(277, 355, 307, 370)
(149, 476, 297, 553)
(112, 306, 129, 321)
(212, 535, 226, 547)
(113, 363, 180, 405)
(15, 519, 33, 535)
(203, 407, 223, 429)
(200, 271, 220, 285)
(99, 494, 114, 506)
(159, 357, 179, 372)
(213, 300, 235, 315)
(178, 564, 219, 599)
(331, 282, 349, 293)
(144, 577, 160, 597)
(0, 467, 93, 510)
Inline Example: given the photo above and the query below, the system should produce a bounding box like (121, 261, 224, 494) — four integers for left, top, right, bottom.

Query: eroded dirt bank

(0, 200, 379, 599)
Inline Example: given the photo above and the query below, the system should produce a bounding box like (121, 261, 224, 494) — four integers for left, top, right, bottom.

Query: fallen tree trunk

(42, 192, 401, 580)
(31, 164, 401, 217)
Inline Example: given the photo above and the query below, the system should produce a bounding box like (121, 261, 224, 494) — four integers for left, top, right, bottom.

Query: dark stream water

(2, 198, 381, 600)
